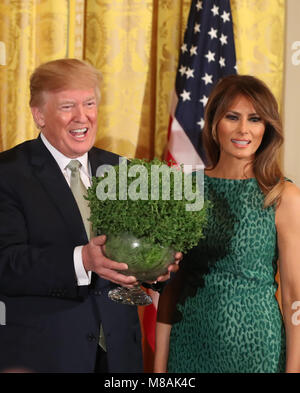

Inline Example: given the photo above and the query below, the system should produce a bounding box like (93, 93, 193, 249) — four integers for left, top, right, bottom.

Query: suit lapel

(29, 137, 88, 244)
(88, 146, 121, 176)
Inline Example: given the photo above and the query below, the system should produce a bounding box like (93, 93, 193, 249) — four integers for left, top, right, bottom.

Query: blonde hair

(30, 58, 102, 107)
(203, 74, 284, 207)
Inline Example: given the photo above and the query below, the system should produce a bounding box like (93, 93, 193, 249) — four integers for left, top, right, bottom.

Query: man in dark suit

(0, 59, 179, 373)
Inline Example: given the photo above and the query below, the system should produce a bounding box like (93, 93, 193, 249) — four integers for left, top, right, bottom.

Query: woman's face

(216, 94, 266, 163)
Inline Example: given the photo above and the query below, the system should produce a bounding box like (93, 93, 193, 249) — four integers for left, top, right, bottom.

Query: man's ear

(31, 106, 45, 129)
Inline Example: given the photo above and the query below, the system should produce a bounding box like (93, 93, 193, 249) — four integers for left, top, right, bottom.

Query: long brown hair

(202, 74, 284, 207)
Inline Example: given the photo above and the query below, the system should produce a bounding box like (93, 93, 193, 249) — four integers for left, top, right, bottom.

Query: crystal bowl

(105, 232, 175, 282)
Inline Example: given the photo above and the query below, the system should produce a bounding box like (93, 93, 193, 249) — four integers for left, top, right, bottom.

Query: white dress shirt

(41, 133, 92, 286)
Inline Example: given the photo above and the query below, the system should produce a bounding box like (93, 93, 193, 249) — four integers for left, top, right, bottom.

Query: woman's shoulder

(276, 179, 300, 237)
(281, 180, 300, 201)
(276, 180, 300, 220)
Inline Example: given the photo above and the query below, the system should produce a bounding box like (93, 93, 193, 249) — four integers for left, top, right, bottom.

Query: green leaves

(87, 158, 211, 252)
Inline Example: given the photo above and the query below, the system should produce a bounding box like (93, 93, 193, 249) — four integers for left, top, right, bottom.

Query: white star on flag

(190, 45, 198, 56)
(201, 73, 213, 85)
(211, 5, 219, 16)
(181, 43, 188, 53)
(186, 67, 195, 79)
(220, 34, 228, 46)
(196, 1, 203, 11)
(199, 95, 208, 107)
(197, 118, 205, 129)
(179, 65, 187, 76)
(181, 90, 191, 101)
(194, 23, 201, 33)
(208, 27, 218, 39)
(205, 50, 215, 62)
(221, 11, 230, 23)
(219, 57, 226, 68)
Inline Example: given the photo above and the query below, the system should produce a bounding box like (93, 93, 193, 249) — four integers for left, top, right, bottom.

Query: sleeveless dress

(167, 175, 286, 373)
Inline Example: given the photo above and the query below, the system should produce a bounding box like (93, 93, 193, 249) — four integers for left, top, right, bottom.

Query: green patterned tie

(66, 160, 91, 239)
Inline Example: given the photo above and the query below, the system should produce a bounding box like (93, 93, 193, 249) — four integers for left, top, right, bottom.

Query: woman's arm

(276, 181, 300, 372)
(154, 321, 172, 372)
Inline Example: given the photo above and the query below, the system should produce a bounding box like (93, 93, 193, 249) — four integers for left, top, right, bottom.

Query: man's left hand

(155, 251, 182, 282)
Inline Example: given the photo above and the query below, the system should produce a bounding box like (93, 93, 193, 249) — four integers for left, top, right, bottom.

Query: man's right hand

(82, 235, 138, 288)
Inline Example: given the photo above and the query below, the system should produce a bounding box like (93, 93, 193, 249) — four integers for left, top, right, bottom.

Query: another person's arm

(154, 322, 172, 372)
(154, 268, 184, 372)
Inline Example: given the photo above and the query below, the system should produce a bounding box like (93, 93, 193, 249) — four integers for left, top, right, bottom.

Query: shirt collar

(40, 133, 89, 173)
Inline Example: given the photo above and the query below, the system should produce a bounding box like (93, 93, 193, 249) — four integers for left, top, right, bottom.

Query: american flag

(166, 0, 237, 168)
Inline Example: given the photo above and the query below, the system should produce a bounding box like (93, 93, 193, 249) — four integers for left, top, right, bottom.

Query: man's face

(32, 88, 98, 158)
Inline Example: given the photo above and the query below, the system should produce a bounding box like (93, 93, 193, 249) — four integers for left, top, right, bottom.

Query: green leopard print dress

(167, 175, 286, 373)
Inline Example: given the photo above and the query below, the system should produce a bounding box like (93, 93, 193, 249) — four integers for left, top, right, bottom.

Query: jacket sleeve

(0, 168, 85, 299)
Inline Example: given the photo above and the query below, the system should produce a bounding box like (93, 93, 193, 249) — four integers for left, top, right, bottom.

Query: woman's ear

(31, 106, 45, 129)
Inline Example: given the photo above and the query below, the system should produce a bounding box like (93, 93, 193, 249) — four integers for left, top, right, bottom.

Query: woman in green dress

(154, 75, 300, 373)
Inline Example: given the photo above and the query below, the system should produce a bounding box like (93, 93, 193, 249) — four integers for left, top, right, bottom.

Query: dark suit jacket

(0, 136, 143, 373)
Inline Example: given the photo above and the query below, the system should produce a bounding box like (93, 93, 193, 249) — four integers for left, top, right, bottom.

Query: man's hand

(155, 251, 182, 282)
(82, 235, 138, 288)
